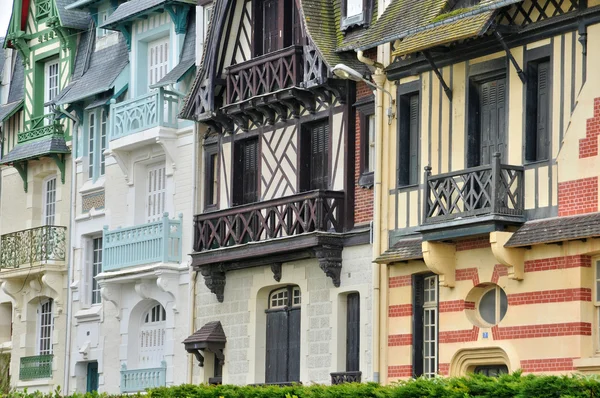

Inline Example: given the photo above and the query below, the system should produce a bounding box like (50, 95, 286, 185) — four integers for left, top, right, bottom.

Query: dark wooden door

(263, 0, 280, 54)
(479, 79, 506, 164)
(86, 362, 99, 392)
(346, 293, 360, 371)
(265, 306, 301, 383)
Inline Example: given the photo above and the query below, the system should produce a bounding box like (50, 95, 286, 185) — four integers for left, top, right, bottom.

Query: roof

(0, 100, 23, 122)
(0, 136, 70, 164)
(505, 212, 600, 248)
(375, 236, 423, 264)
(183, 321, 227, 347)
(56, 0, 92, 30)
(7, 53, 24, 104)
(55, 32, 129, 105)
(64, 0, 104, 10)
(101, 0, 196, 29)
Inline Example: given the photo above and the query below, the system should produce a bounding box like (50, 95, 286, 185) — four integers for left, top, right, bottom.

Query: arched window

(37, 299, 54, 355)
(265, 286, 301, 383)
(139, 303, 166, 367)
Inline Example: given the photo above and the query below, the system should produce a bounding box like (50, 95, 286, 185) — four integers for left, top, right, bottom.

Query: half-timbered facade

(347, 0, 600, 383)
(182, 0, 376, 385)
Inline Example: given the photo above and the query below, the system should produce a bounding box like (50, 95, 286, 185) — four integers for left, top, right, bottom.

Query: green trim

(49, 153, 66, 184)
(29, 37, 60, 52)
(13, 161, 28, 192)
(165, 4, 190, 34)
(118, 24, 132, 49)
(1, 101, 24, 122)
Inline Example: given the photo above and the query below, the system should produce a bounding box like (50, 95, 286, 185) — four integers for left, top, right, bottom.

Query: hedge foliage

(3, 372, 600, 398)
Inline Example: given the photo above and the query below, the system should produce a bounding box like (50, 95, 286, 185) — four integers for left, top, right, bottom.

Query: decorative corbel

(164, 4, 190, 34)
(134, 280, 154, 300)
(422, 241, 456, 287)
(41, 271, 65, 313)
(271, 263, 282, 282)
(490, 231, 524, 281)
(156, 272, 179, 314)
(105, 149, 132, 185)
(1, 280, 23, 318)
(12, 161, 28, 192)
(187, 348, 204, 367)
(314, 245, 343, 287)
(229, 114, 250, 132)
(155, 137, 177, 176)
(7, 31, 30, 66)
(99, 282, 121, 319)
(200, 265, 226, 303)
(117, 24, 132, 50)
(49, 153, 66, 184)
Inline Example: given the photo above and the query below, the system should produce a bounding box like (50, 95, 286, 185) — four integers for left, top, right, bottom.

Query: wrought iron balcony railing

(331, 371, 362, 384)
(226, 45, 304, 105)
(110, 89, 181, 141)
(120, 362, 166, 393)
(0, 226, 67, 269)
(18, 114, 64, 144)
(20, 355, 53, 380)
(103, 213, 183, 272)
(423, 153, 524, 224)
(194, 190, 345, 252)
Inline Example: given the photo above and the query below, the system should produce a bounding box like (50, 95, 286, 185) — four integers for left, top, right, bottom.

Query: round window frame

(464, 283, 508, 328)
(476, 285, 507, 327)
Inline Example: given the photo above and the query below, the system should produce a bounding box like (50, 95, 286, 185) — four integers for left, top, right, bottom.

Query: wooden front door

(86, 362, 99, 392)
(479, 78, 506, 164)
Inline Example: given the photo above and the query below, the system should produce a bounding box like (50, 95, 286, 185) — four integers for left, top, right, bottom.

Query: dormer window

(342, 0, 367, 30)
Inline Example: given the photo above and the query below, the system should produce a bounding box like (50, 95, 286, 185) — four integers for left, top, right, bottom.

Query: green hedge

(3, 372, 600, 398)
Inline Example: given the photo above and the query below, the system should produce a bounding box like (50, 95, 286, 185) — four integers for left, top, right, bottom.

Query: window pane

(91, 238, 102, 304)
(479, 289, 496, 324)
(89, 113, 95, 179)
(100, 110, 107, 176)
(367, 115, 375, 172)
(499, 288, 508, 321)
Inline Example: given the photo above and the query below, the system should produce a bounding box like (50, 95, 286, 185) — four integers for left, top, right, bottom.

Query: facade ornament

(271, 263, 282, 282)
(314, 245, 343, 287)
(422, 241, 456, 287)
(200, 265, 226, 303)
(490, 232, 525, 281)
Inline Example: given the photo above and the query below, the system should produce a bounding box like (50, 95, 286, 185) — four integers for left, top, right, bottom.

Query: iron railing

(226, 45, 304, 104)
(423, 153, 524, 224)
(103, 213, 183, 272)
(120, 362, 166, 393)
(19, 355, 53, 380)
(0, 226, 67, 269)
(194, 190, 345, 252)
(18, 114, 63, 143)
(331, 371, 362, 384)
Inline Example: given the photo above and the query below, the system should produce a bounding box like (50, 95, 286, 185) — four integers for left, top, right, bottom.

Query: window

(97, 10, 109, 38)
(478, 285, 507, 326)
(204, 5, 213, 37)
(474, 364, 508, 377)
(300, 120, 329, 191)
(341, 0, 367, 29)
(265, 286, 301, 383)
(44, 59, 59, 117)
(412, 274, 438, 378)
(147, 164, 167, 223)
(87, 109, 107, 181)
(204, 146, 218, 209)
(91, 237, 102, 305)
(43, 176, 57, 226)
(37, 299, 54, 355)
(88, 112, 95, 179)
(252, 0, 302, 56)
(357, 101, 375, 187)
(525, 60, 550, 162)
(346, 293, 360, 372)
(148, 38, 169, 86)
(233, 138, 259, 205)
(398, 93, 419, 187)
(140, 303, 166, 367)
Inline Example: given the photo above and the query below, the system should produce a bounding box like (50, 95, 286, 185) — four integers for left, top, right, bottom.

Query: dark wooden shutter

(346, 293, 360, 371)
(233, 139, 259, 206)
(265, 310, 289, 383)
(263, 0, 279, 54)
(302, 121, 329, 191)
(479, 79, 506, 165)
(536, 61, 550, 161)
(408, 94, 419, 185)
(412, 275, 424, 377)
(288, 307, 301, 382)
(398, 93, 419, 186)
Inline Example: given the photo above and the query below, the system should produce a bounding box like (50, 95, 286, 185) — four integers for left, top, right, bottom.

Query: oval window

(478, 286, 508, 325)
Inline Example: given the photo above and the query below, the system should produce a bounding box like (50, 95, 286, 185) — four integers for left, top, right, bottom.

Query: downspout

(59, 106, 79, 393)
(187, 121, 199, 384)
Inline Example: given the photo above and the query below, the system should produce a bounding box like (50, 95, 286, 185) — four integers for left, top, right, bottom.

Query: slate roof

(505, 213, 600, 248)
(0, 39, 5, 83)
(7, 53, 24, 104)
(0, 136, 70, 164)
(375, 236, 423, 264)
(102, 0, 196, 29)
(65, 0, 104, 10)
(0, 100, 23, 122)
(153, 12, 196, 87)
(56, 0, 92, 30)
(183, 321, 227, 346)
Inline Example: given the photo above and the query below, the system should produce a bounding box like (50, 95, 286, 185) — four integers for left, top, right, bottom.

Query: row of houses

(1, 0, 600, 394)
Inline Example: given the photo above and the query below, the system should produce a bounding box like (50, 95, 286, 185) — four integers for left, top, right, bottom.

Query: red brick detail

(491, 264, 508, 283)
(491, 322, 591, 340)
(558, 177, 598, 216)
(455, 267, 480, 286)
(389, 275, 412, 288)
(438, 363, 450, 376)
(507, 288, 592, 306)
(388, 334, 412, 346)
(388, 365, 413, 378)
(524, 255, 592, 273)
(520, 357, 577, 373)
(439, 326, 479, 343)
(579, 97, 600, 158)
(456, 236, 491, 251)
(389, 304, 413, 317)
(354, 80, 374, 224)
(464, 301, 476, 310)
(439, 300, 468, 313)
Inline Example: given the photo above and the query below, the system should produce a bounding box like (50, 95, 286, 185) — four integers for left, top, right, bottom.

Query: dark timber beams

(423, 51, 453, 101)
(493, 31, 526, 84)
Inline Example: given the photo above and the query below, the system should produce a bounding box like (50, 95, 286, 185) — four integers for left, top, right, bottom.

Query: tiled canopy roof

(183, 321, 227, 347)
(0, 137, 70, 164)
(375, 237, 423, 264)
(7, 53, 24, 104)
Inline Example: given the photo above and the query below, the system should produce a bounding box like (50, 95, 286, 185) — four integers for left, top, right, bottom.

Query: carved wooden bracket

(422, 241, 456, 287)
(490, 231, 524, 281)
(314, 245, 343, 287)
(200, 265, 226, 303)
(271, 263, 282, 282)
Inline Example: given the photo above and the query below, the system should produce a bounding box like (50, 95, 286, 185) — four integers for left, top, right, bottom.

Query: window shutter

(409, 94, 419, 185)
(147, 164, 166, 223)
(346, 293, 360, 372)
(310, 122, 329, 190)
(243, 139, 258, 204)
(412, 275, 424, 377)
(265, 310, 289, 383)
(263, 0, 279, 54)
(287, 307, 301, 381)
(496, 79, 506, 161)
(536, 61, 550, 161)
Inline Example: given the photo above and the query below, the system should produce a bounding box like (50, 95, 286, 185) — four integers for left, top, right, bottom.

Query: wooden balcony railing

(424, 153, 524, 224)
(194, 190, 345, 252)
(18, 114, 63, 143)
(0, 226, 67, 269)
(36, 0, 53, 20)
(226, 45, 304, 105)
(20, 355, 53, 380)
(331, 371, 362, 384)
(120, 362, 166, 393)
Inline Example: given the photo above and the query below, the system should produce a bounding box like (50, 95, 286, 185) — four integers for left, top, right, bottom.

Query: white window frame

(342, 0, 365, 29)
(367, 114, 376, 172)
(139, 303, 167, 367)
(148, 37, 170, 87)
(97, 10, 109, 38)
(423, 275, 438, 378)
(146, 163, 167, 223)
(87, 108, 107, 182)
(88, 112, 96, 179)
(91, 237, 103, 305)
(43, 176, 57, 226)
(44, 59, 59, 118)
(203, 5, 213, 39)
(37, 299, 54, 356)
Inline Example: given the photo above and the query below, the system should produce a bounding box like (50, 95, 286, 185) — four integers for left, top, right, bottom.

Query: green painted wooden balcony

(103, 213, 183, 272)
(35, 0, 54, 20)
(109, 89, 182, 141)
(120, 362, 166, 393)
(19, 355, 53, 380)
(0, 226, 67, 269)
(18, 114, 64, 144)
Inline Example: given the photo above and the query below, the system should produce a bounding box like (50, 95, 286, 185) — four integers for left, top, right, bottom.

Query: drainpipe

(187, 121, 199, 384)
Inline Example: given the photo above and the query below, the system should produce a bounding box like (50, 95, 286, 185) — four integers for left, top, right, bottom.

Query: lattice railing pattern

(194, 190, 345, 252)
(331, 371, 362, 385)
(121, 362, 166, 393)
(226, 46, 304, 105)
(0, 226, 67, 269)
(36, 0, 53, 20)
(18, 114, 63, 143)
(103, 213, 183, 272)
(497, 0, 582, 27)
(19, 355, 53, 380)
(110, 89, 181, 140)
(424, 154, 524, 224)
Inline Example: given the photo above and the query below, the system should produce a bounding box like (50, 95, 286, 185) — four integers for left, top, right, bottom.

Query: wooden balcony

(18, 114, 64, 143)
(421, 153, 525, 240)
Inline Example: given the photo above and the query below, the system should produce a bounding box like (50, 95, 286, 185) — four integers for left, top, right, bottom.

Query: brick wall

(354, 81, 374, 225)
(579, 97, 600, 158)
(520, 358, 576, 372)
(455, 236, 490, 251)
(524, 255, 591, 272)
(557, 176, 598, 216)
